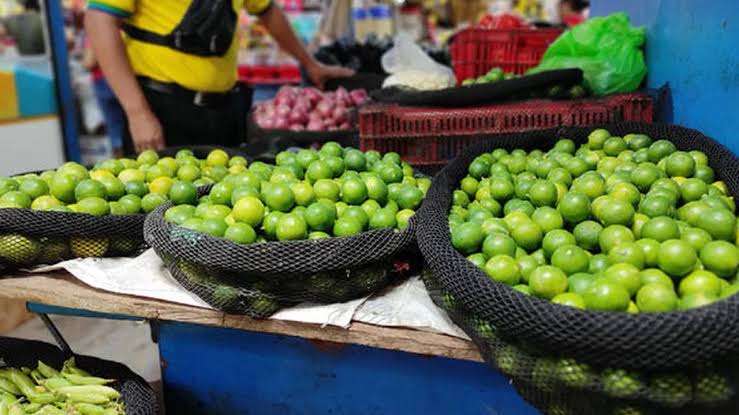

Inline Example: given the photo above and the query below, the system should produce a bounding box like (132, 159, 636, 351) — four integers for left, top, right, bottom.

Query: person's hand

(306, 62, 355, 90)
(127, 108, 165, 153)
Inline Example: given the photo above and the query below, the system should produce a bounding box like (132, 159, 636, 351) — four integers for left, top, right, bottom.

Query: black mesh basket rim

(371, 68, 584, 107)
(0, 208, 146, 239)
(144, 185, 418, 275)
(0, 336, 160, 415)
(417, 121, 739, 369)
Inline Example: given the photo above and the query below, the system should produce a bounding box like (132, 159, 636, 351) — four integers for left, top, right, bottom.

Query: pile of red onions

(253, 86, 369, 132)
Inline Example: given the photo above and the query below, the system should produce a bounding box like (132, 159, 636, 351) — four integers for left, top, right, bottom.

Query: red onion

(350, 89, 368, 106)
(288, 109, 308, 124)
(276, 104, 291, 117)
(307, 119, 325, 131)
(339, 122, 351, 130)
(289, 124, 305, 131)
(316, 100, 333, 118)
(274, 116, 289, 129)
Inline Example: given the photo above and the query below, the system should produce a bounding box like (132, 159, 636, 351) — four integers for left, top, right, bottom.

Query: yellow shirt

(87, 0, 272, 92)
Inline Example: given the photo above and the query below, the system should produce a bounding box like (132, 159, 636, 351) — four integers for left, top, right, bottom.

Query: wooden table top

(0, 271, 482, 362)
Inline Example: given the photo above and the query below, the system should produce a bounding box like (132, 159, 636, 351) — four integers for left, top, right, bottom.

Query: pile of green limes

(164, 142, 430, 243)
(0, 148, 245, 262)
(450, 129, 739, 313)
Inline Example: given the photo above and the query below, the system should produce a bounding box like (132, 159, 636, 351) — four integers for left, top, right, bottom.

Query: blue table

(2, 272, 540, 415)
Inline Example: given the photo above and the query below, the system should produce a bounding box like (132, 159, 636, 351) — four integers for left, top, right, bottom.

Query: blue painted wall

(592, 1, 739, 154)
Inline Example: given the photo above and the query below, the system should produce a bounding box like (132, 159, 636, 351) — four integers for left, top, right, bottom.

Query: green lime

(678, 270, 722, 297)
(169, 181, 198, 205)
(510, 221, 544, 251)
(141, 193, 167, 213)
(558, 192, 591, 224)
(588, 129, 610, 149)
(636, 283, 678, 312)
(344, 150, 367, 172)
(0, 191, 32, 208)
(292, 182, 316, 207)
(18, 177, 50, 200)
(517, 256, 539, 283)
(630, 163, 660, 192)
(640, 216, 680, 242)
(697, 208, 736, 241)
(341, 178, 368, 205)
(568, 273, 595, 296)
(313, 179, 341, 202)
(529, 266, 568, 299)
(625, 133, 653, 151)
(679, 227, 712, 252)
(657, 239, 697, 278)
(199, 204, 231, 220)
(573, 220, 603, 252)
(542, 229, 576, 259)
(467, 159, 491, 180)
(334, 217, 363, 237)
(527, 180, 557, 207)
(304, 201, 336, 232)
(482, 233, 517, 258)
(700, 240, 739, 278)
(74, 179, 107, 202)
(396, 209, 414, 230)
(583, 279, 630, 312)
(276, 213, 308, 241)
(647, 140, 677, 163)
(342, 206, 369, 231)
(551, 245, 589, 275)
(599, 225, 634, 253)
(118, 194, 142, 214)
(484, 255, 521, 285)
(30, 195, 62, 211)
(165, 205, 197, 225)
(589, 254, 610, 274)
(679, 292, 719, 310)
(680, 178, 708, 202)
(640, 268, 674, 289)
(260, 211, 283, 240)
(602, 369, 644, 399)
(263, 183, 295, 212)
(665, 151, 696, 177)
(198, 218, 227, 237)
(595, 197, 635, 226)
(694, 165, 715, 183)
(452, 222, 484, 254)
(209, 182, 234, 205)
(77, 197, 110, 216)
(603, 136, 627, 156)
(306, 160, 334, 183)
(551, 292, 586, 309)
(531, 207, 564, 233)
(232, 196, 265, 227)
(604, 263, 642, 296)
(396, 186, 424, 210)
(638, 195, 674, 218)
(608, 242, 646, 269)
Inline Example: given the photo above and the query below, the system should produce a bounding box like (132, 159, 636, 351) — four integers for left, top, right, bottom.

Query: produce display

(253, 86, 368, 132)
(163, 142, 430, 243)
(461, 67, 518, 85)
(314, 36, 450, 75)
(449, 129, 739, 313)
(0, 358, 124, 415)
(0, 149, 246, 265)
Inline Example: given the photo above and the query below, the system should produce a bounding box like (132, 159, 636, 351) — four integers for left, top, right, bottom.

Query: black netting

(416, 122, 739, 370)
(144, 187, 418, 317)
(0, 336, 160, 415)
(0, 209, 146, 273)
(370, 69, 584, 107)
(423, 270, 739, 415)
(0, 146, 249, 273)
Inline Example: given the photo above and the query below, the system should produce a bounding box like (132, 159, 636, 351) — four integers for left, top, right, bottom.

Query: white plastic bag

(381, 32, 456, 91)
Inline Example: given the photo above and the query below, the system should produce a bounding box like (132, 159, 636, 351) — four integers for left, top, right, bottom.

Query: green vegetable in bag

(529, 12, 647, 96)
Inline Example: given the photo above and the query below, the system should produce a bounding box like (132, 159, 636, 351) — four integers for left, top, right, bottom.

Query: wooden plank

(0, 272, 482, 362)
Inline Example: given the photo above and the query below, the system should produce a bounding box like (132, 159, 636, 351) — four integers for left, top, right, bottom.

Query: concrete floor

(9, 315, 161, 383)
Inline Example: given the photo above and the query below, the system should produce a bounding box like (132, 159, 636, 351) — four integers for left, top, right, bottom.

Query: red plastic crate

(450, 27, 563, 82)
(237, 64, 301, 85)
(359, 93, 653, 168)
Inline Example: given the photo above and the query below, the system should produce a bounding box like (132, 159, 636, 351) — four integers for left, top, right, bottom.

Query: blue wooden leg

(158, 322, 541, 415)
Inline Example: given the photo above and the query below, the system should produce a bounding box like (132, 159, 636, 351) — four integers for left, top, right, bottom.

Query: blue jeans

(93, 78, 125, 151)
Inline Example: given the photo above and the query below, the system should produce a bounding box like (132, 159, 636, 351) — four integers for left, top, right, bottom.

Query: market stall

(2, 1, 739, 415)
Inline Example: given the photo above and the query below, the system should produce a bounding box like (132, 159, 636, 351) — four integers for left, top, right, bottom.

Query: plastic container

(450, 27, 563, 82)
(369, 4, 394, 39)
(352, 2, 371, 42)
(359, 92, 653, 169)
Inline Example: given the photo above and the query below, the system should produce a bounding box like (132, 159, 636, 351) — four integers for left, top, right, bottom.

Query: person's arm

(257, 4, 353, 89)
(84, 10, 164, 152)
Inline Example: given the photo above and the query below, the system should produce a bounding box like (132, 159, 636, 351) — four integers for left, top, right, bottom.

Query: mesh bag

(0, 146, 248, 274)
(0, 336, 160, 415)
(416, 122, 739, 370)
(144, 186, 419, 318)
(423, 270, 739, 415)
(0, 209, 146, 273)
(370, 69, 584, 107)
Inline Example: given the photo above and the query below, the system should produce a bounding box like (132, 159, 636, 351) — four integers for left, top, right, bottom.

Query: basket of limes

(417, 123, 739, 414)
(0, 147, 248, 273)
(144, 142, 428, 318)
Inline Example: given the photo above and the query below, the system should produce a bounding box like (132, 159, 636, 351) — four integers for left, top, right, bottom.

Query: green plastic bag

(529, 12, 647, 96)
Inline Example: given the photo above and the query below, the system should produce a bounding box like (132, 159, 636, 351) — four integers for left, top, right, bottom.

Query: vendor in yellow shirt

(85, 0, 352, 154)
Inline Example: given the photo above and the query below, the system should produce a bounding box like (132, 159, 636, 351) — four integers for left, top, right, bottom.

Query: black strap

(122, 23, 174, 49)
